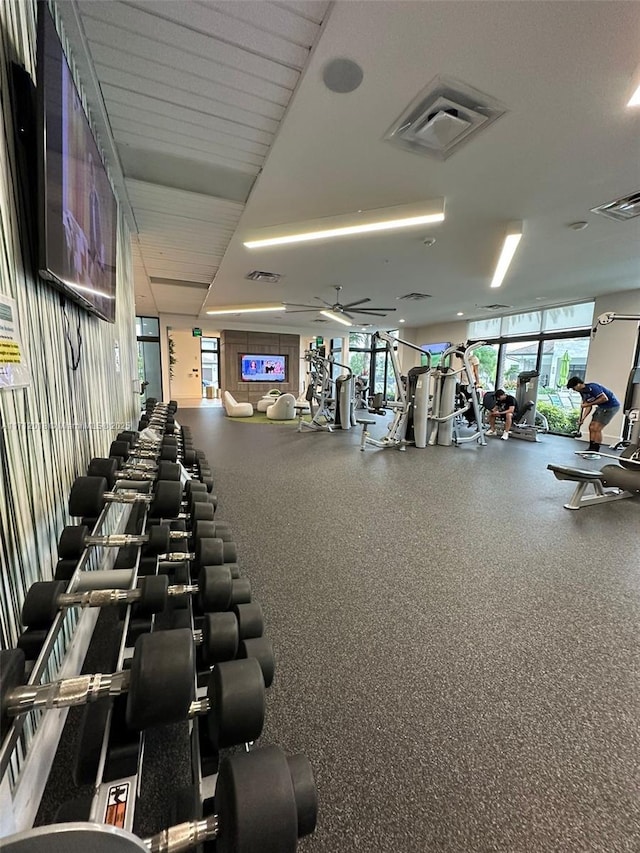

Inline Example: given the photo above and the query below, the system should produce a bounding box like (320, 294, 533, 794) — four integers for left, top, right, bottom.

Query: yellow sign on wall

(0, 295, 31, 389)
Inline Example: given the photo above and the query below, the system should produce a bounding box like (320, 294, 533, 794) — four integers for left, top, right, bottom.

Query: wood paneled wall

(220, 330, 300, 405)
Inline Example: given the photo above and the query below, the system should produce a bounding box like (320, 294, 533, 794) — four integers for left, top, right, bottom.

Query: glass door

(136, 316, 162, 402)
(201, 337, 219, 398)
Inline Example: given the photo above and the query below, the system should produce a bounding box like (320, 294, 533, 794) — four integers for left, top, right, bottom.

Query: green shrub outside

(537, 401, 580, 434)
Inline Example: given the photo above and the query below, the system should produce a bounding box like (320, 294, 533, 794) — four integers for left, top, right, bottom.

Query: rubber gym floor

(36, 408, 639, 851)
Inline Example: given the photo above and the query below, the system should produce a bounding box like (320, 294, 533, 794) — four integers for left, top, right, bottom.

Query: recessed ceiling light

(568, 221, 589, 231)
(399, 318, 405, 323)
(243, 200, 445, 249)
(490, 222, 523, 288)
(457, 312, 464, 316)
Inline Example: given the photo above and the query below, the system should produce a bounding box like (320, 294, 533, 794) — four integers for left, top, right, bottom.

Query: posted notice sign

(0, 296, 30, 390)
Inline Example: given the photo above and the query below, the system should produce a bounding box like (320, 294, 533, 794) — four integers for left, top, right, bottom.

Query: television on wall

(37, 3, 117, 322)
(420, 341, 451, 366)
(240, 354, 288, 382)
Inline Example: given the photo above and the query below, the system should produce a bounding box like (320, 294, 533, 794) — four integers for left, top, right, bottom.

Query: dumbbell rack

(0, 476, 142, 823)
(2, 401, 318, 850)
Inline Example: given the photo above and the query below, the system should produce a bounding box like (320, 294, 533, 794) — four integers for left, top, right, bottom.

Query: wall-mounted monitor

(420, 341, 451, 366)
(37, 4, 117, 322)
(239, 354, 288, 382)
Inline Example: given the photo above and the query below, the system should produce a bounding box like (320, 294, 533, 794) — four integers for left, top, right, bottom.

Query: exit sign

(192, 328, 202, 337)
(315, 336, 324, 346)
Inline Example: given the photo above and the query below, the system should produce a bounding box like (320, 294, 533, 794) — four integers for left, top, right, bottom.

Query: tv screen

(240, 354, 287, 382)
(420, 341, 451, 366)
(37, 5, 117, 322)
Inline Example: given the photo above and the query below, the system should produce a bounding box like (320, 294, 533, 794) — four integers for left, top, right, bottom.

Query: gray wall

(220, 330, 300, 404)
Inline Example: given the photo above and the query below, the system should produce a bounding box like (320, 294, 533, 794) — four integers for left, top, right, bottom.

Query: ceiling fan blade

(284, 302, 320, 309)
(341, 298, 371, 309)
(351, 310, 394, 318)
(315, 297, 335, 308)
(355, 307, 397, 313)
(284, 308, 323, 313)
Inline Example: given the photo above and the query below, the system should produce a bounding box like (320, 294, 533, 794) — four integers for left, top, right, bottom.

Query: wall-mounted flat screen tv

(240, 354, 287, 382)
(37, 4, 117, 322)
(420, 341, 451, 366)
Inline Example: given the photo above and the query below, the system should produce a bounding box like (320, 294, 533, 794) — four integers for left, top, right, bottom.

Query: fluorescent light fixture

(490, 222, 523, 288)
(206, 305, 284, 315)
(628, 82, 640, 107)
(243, 200, 445, 249)
(320, 310, 352, 327)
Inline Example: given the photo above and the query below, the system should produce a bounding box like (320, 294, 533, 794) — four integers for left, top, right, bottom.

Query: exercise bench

(547, 445, 640, 510)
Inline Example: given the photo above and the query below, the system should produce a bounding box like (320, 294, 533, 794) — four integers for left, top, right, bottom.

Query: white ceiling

(59, 0, 640, 330)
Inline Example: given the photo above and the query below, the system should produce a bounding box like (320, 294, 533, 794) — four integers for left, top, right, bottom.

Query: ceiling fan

(284, 285, 397, 319)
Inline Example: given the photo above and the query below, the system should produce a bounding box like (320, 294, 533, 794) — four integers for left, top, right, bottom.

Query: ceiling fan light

(320, 310, 353, 326)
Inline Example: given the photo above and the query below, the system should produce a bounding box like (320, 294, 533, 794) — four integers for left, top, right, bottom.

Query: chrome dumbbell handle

(84, 533, 149, 547)
(143, 816, 219, 853)
(56, 588, 141, 609)
(167, 583, 199, 597)
(103, 489, 154, 505)
(6, 670, 130, 715)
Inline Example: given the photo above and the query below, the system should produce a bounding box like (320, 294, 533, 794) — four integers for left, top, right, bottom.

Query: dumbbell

(26, 746, 317, 853)
(1, 631, 264, 748)
(22, 570, 253, 627)
(20, 576, 272, 680)
(88, 456, 181, 487)
(69, 476, 182, 520)
(57, 523, 178, 560)
(153, 535, 238, 570)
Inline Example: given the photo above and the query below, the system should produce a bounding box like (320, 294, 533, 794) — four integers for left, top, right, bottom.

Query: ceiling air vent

(481, 303, 512, 311)
(150, 277, 208, 289)
(591, 191, 640, 222)
(398, 292, 432, 301)
(245, 270, 282, 283)
(384, 75, 508, 161)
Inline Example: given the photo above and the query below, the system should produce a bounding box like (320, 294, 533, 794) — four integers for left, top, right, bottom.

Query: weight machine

(300, 349, 355, 432)
(427, 343, 486, 447)
(358, 335, 485, 450)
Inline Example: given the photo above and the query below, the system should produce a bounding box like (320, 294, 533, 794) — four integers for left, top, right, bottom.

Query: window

(467, 302, 594, 436)
(136, 316, 161, 402)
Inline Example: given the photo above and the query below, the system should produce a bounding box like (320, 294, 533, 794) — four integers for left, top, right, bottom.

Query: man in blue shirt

(567, 376, 621, 454)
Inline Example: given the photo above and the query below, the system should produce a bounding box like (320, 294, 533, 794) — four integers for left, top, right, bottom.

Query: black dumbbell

(57, 523, 174, 560)
(154, 535, 238, 569)
(88, 457, 181, 487)
(68, 476, 182, 520)
(22, 567, 249, 627)
(1, 631, 264, 748)
(31, 746, 317, 853)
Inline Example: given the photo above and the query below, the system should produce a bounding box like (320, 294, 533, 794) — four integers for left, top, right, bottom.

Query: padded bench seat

(547, 462, 639, 510)
(547, 464, 604, 481)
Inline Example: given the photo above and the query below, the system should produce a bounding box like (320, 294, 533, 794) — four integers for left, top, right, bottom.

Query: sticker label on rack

(105, 782, 130, 828)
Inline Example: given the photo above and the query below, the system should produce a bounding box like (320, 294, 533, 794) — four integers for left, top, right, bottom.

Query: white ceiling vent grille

(591, 191, 640, 222)
(149, 277, 209, 289)
(398, 292, 432, 301)
(245, 271, 282, 283)
(481, 303, 512, 311)
(384, 76, 508, 161)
